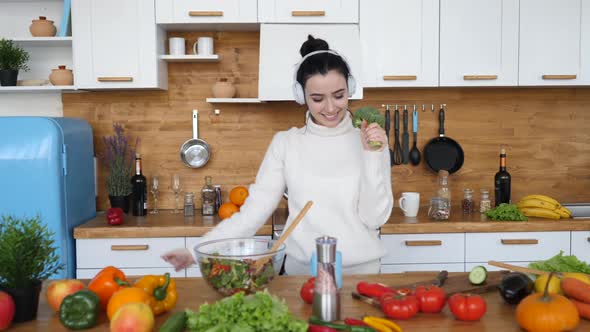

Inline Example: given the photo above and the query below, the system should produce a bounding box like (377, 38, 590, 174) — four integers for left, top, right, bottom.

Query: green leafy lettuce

(185, 290, 308, 332)
(484, 203, 528, 221)
(529, 250, 590, 273)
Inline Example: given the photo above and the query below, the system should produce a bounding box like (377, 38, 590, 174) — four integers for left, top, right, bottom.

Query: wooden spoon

(253, 201, 313, 273)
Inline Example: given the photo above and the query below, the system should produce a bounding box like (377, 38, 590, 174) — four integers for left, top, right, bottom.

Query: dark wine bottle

(494, 147, 511, 206)
(131, 154, 147, 216)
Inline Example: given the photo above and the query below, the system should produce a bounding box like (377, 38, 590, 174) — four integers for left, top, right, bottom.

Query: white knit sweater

(196, 112, 393, 267)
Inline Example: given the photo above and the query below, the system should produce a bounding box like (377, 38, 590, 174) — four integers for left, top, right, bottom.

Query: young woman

(162, 35, 393, 275)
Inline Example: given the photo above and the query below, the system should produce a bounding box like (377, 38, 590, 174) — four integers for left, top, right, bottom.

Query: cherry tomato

(357, 281, 395, 298)
(448, 293, 487, 321)
(300, 277, 315, 304)
(413, 285, 447, 313)
(380, 292, 420, 320)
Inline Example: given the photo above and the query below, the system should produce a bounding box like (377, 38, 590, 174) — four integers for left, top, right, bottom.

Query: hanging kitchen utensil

(180, 110, 211, 168)
(392, 106, 402, 165)
(402, 105, 409, 164)
(409, 105, 421, 165)
(423, 105, 464, 174)
(384, 106, 393, 167)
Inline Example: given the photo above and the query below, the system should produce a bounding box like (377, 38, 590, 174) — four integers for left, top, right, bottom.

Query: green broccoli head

(352, 107, 385, 129)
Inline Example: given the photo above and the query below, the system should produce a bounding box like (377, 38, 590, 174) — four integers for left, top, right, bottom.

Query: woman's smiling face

(304, 69, 349, 128)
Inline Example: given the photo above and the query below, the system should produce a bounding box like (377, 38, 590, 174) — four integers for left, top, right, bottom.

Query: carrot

(562, 278, 590, 303)
(570, 298, 590, 320)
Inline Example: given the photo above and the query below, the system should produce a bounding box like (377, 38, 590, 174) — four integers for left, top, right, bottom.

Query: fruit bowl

(194, 237, 286, 296)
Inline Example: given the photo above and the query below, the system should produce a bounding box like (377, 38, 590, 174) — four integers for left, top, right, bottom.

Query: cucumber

(469, 265, 488, 285)
(159, 311, 187, 332)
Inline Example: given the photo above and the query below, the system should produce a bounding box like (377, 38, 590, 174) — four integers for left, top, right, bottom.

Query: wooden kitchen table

(9, 272, 590, 331)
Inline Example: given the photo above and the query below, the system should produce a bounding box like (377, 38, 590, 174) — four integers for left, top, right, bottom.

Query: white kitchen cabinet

(258, 0, 358, 23)
(519, 0, 585, 85)
(72, 0, 167, 89)
(380, 234, 465, 265)
(571, 231, 590, 262)
(360, 0, 439, 87)
(156, 0, 257, 24)
(465, 231, 570, 263)
(439, 0, 519, 86)
(258, 24, 363, 102)
(381, 263, 465, 274)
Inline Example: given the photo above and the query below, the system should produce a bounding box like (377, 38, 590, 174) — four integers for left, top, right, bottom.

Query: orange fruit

(218, 202, 240, 220)
(229, 186, 249, 206)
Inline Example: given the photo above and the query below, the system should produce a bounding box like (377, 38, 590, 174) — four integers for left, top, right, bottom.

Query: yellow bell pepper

(134, 272, 177, 315)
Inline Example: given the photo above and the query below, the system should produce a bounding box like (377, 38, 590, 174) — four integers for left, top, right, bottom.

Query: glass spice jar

(184, 192, 195, 217)
(428, 197, 450, 221)
(480, 189, 492, 213)
(462, 188, 474, 214)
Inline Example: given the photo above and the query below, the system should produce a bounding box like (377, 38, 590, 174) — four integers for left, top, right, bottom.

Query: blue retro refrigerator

(0, 117, 96, 279)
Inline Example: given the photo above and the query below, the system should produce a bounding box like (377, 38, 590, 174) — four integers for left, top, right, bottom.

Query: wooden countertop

(73, 210, 272, 239)
(10, 273, 590, 331)
(74, 208, 590, 239)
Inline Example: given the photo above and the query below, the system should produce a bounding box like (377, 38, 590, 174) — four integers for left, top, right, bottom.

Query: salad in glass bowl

(194, 237, 286, 296)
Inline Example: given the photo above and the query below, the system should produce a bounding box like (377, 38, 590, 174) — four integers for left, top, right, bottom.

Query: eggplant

(498, 272, 534, 305)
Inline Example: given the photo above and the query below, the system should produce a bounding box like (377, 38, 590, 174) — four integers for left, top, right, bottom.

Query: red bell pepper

(106, 208, 124, 226)
(357, 281, 395, 298)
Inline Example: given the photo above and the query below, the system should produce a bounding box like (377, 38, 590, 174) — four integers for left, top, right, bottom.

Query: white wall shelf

(11, 36, 72, 46)
(159, 54, 221, 62)
(206, 98, 263, 103)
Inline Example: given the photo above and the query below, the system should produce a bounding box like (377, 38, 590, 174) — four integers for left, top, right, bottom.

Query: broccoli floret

(352, 107, 385, 129)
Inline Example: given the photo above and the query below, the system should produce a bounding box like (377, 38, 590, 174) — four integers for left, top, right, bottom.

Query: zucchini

(159, 311, 187, 332)
(469, 265, 488, 285)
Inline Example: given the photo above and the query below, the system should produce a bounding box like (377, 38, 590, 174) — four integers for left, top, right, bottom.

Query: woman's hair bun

(299, 35, 329, 57)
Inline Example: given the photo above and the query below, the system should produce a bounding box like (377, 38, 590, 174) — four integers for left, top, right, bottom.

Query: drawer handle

(463, 75, 498, 80)
(291, 10, 326, 17)
(542, 74, 577, 80)
(383, 75, 417, 81)
(405, 240, 442, 246)
(97, 77, 133, 82)
(111, 245, 149, 251)
(501, 239, 539, 245)
(189, 11, 224, 17)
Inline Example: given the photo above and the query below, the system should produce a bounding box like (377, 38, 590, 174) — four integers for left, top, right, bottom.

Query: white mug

(193, 37, 214, 55)
(399, 192, 420, 217)
(169, 37, 186, 55)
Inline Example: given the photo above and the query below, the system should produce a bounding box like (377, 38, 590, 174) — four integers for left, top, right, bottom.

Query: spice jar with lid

(184, 192, 195, 216)
(480, 189, 492, 213)
(462, 188, 474, 215)
(428, 197, 450, 221)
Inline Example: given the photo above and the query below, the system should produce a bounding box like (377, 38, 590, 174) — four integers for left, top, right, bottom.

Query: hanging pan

(180, 110, 211, 168)
(423, 107, 464, 174)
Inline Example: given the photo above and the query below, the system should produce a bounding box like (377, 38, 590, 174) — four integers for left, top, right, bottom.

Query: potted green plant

(0, 215, 62, 322)
(99, 123, 139, 213)
(0, 39, 30, 86)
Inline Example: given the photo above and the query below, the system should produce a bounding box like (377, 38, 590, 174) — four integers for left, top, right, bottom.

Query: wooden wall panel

(63, 32, 590, 211)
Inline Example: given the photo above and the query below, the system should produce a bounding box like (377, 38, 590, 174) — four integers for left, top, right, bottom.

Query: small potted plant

(98, 123, 139, 213)
(0, 39, 30, 86)
(0, 215, 63, 323)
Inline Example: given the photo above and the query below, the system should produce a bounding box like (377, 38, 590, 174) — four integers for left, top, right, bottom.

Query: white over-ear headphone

(292, 49, 357, 105)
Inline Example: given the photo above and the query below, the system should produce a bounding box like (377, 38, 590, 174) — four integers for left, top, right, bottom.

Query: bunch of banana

(517, 194, 572, 220)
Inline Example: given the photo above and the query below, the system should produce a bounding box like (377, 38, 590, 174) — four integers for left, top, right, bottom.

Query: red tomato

(448, 293, 487, 321)
(380, 292, 420, 320)
(413, 285, 447, 313)
(300, 277, 315, 304)
(357, 282, 394, 298)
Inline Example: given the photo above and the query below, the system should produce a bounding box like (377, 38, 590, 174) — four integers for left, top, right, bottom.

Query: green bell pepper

(59, 289, 100, 330)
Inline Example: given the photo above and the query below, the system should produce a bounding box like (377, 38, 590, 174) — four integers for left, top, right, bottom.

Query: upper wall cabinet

(72, 0, 167, 89)
(439, 0, 519, 86)
(519, 0, 587, 85)
(258, 24, 362, 101)
(258, 0, 358, 23)
(360, 0, 439, 88)
(156, 0, 257, 24)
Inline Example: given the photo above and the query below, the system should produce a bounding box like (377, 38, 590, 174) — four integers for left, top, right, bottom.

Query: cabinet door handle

(111, 245, 149, 251)
(404, 240, 442, 246)
(383, 75, 417, 81)
(542, 74, 577, 80)
(501, 239, 539, 245)
(189, 11, 224, 17)
(463, 75, 498, 80)
(97, 77, 133, 82)
(291, 10, 326, 17)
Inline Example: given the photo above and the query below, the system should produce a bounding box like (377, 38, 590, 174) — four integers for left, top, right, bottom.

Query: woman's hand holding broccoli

(354, 107, 387, 152)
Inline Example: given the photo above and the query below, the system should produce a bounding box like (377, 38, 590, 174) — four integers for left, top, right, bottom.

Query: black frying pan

(423, 108, 464, 174)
